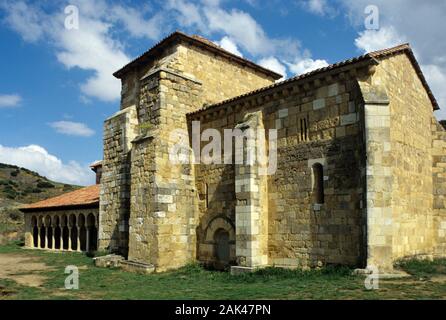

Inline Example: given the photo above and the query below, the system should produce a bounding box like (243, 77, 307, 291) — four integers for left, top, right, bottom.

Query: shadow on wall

(196, 164, 237, 270)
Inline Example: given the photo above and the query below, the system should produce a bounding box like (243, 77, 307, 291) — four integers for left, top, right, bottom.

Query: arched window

(312, 163, 324, 204)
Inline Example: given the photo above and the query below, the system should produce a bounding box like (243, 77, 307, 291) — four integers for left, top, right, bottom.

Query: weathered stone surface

(98, 35, 446, 274)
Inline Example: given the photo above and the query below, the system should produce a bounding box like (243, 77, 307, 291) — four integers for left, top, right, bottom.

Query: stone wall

(170, 43, 276, 105)
(431, 119, 446, 256)
(119, 43, 276, 111)
(190, 74, 367, 269)
(370, 54, 436, 261)
(127, 69, 203, 270)
(108, 38, 280, 270)
(99, 106, 138, 256)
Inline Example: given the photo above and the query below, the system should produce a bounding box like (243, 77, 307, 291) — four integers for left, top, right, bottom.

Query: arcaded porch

(23, 209, 99, 252)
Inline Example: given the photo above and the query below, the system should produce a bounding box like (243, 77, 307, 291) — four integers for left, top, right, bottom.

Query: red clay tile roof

(113, 31, 282, 80)
(188, 43, 439, 115)
(20, 185, 100, 212)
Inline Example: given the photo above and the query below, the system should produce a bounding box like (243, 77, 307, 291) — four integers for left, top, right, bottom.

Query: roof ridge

(188, 42, 438, 115)
(113, 31, 282, 80)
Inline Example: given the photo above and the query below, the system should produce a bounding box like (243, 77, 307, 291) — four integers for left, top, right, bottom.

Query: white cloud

(216, 36, 243, 57)
(354, 27, 406, 53)
(1, 0, 326, 103)
(0, 144, 94, 185)
(339, 0, 446, 118)
(299, 0, 336, 17)
(110, 6, 163, 40)
(286, 58, 329, 76)
(0, 0, 164, 102)
(49, 121, 95, 137)
(0, 94, 22, 108)
(0, 1, 45, 42)
(258, 57, 287, 79)
(167, 0, 207, 30)
(166, 0, 300, 58)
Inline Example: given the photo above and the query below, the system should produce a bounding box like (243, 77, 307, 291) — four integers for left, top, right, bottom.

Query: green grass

(0, 242, 445, 300)
(396, 258, 446, 279)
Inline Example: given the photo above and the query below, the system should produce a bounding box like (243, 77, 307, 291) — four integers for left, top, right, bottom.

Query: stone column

(76, 227, 81, 252)
(44, 227, 48, 249)
(51, 227, 56, 250)
(360, 83, 394, 272)
(59, 228, 63, 251)
(37, 227, 41, 249)
(231, 111, 269, 274)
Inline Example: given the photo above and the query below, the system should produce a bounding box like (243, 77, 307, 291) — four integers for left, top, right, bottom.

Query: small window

(205, 183, 209, 209)
(300, 117, 309, 141)
(312, 163, 324, 204)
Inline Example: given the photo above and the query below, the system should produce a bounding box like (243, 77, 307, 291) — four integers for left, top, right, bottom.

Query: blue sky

(0, 0, 445, 185)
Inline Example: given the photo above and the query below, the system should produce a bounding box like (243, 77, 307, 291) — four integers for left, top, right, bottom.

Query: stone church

(23, 31, 446, 274)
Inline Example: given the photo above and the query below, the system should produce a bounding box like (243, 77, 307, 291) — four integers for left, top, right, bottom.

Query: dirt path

(0, 253, 53, 287)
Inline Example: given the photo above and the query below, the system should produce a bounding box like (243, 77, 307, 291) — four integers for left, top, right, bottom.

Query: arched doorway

(202, 216, 235, 270)
(214, 229, 230, 265)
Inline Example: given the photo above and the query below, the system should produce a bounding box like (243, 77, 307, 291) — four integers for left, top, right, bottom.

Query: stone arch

(204, 216, 235, 268)
(61, 215, 69, 250)
(39, 216, 46, 249)
(78, 214, 87, 251)
(86, 213, 98, 252)
(44, 215, 53, 249)
(69, 214, 77, 251)
(53, 215, 61, 250)
(204, 216, 235, 242)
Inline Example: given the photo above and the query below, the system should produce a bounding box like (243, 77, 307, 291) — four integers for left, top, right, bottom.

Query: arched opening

(69, 214, 77, 251)
(45, 215, 52, 249)
(62, 227, 69, 250)
(47, 226, 53, 249)
(312, 163, 324, 204)
(78, 214, 86, 251)
(214, 229, 230, 265)
(39, 226, 46, 249)
(61, 215, 69, 250)
(87, 213, 97, 252)
(54, 216, 61, 249)
(31, 216, 38, 248)
(71, 227, 78, 251)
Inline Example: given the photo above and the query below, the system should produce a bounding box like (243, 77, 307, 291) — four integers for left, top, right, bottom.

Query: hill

(0, 163, 81, 242)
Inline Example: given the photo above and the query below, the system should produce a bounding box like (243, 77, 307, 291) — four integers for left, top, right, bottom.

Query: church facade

(46, 31, 446, 274)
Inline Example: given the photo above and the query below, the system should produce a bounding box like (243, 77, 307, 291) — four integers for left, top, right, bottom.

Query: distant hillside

(0, 163, 81, 204)
(0, 163, 81, 243)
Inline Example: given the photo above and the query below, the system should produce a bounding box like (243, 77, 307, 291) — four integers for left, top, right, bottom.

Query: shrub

(10, 169, 19, 177)
(36, 181, 55, 188)
(7, 180, 18, 187)
(7, 209, 22, 221)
